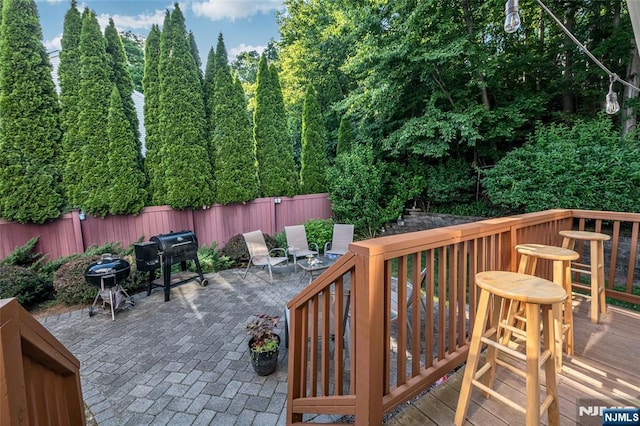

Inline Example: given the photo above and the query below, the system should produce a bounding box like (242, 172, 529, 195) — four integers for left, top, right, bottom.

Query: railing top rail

(571, 209, 640, 222)
(287, 252, 356, 310)
(348, 214, 541, 259)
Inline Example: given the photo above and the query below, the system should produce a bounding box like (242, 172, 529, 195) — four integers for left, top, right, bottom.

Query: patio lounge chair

(284, 225, 319, 273)
(242, 230, 289, 283)
(391, 268, 428, 347)
(323, 224, 354, 256)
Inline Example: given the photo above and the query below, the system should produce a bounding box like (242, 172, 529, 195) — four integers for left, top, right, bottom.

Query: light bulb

(605, 90, 620, 114)
(504, 0, 521, 33)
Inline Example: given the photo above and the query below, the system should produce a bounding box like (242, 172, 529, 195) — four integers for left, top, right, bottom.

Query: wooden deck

(387, 295, 640, 425)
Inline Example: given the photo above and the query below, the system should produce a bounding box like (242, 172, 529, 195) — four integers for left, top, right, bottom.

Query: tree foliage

(0, 0, 63, 223)
(212, 63, 259, 204)
(106, 87, 146, 215)
(155, 4, 213, 209)
(105, 18, 141, 165)
(71, 9, 112, 215)
(300, 84, 329, 193)
(336, 115, 354, 156)
(423, 158, 476, 207)
(120, 31, 145, 92)
(254, 55, 298, 196)
(483, 118, 640, 213)
(59, 0, 82, 201)
(142, 24, 162, 204)
(231, 49, 261, 111)
(203, 46, 216, 137)
(327, 144, 395, 238)
(189, 31, 203, 83)
(279, 0, 637, 213)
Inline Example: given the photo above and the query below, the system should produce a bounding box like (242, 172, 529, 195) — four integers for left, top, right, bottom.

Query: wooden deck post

(353, 250, 386, 425)
(0, 298, 85, 425)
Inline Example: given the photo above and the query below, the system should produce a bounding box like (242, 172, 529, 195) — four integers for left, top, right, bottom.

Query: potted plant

(246, 314, 281, 376)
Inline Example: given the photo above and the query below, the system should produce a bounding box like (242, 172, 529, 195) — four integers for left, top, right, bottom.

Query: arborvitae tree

(212, 62, 258, 204)
(203, 34, 229, 182)
(203, 47, 216, 133)
(189, 31, 203, 83)
(300, 84, 329, 194)
(254, 55, 298, 196)
(142, 24, 162, 204)
(120, 31, 145, 92)
(72, 9, 113, 215)
(336, 115, 354, 156)
(106, 87, 146, 215)
(156, 4, 213, 209)
(203, 34, 228, 148)
(214, 33, 229, 74)
(203, 48, 216, 135)
(0, 0, 63, 223)
(105, 18, 141, 165)
(59, 0, 82, 202)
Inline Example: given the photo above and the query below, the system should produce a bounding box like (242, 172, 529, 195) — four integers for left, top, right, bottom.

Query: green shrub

(221, 233, 278, 265)
(327, 145, 397, 238)
(273, 231, 287, 250)
(118, 253, 149, 295)
(430, 200, 500, 218)
(53, 255, 101, 305)
(423, 158, 475, 207)
(0, 236, 44, 267)
(483, 118, 640, 213)
(37, 241, 129, 292)
(0, 266, 52, 307)
(303, 218, 334, 249)
(188, 242, 234, 273)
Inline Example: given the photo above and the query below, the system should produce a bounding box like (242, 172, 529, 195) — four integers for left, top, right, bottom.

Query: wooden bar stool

(509, 243, 579, 369)
(559, 230, 610, 323)
(454, 271, 566, 426)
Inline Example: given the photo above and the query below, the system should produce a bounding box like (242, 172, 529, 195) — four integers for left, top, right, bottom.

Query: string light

(504, 0, 640, 114)
(504, 0, 520, 34)
(606, 75, 621, 114)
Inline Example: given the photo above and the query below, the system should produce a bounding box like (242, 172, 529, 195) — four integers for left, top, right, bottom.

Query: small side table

(560, 230, 610, 323)
(514, 243, 579, 369)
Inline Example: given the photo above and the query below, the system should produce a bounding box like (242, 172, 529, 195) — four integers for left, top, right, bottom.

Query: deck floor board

(386, 296, 640, 425)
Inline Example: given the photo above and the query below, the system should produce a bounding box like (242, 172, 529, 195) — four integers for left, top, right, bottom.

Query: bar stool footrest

(471, 379, 527, 414)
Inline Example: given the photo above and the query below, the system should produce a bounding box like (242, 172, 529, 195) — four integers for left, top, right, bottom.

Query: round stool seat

(559, 230, 609, 323)
(559, 230, 610, 242)
(476, 271, 567, 305)
(515, 243, 579, 262)
(455, 271, 565, 425)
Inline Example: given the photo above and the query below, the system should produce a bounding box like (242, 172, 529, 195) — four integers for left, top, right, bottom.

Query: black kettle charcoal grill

(84, 254, 134, 321)
(135, 230, 208, 302)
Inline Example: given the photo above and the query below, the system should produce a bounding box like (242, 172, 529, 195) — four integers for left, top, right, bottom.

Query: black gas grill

(134, 230, 208, 302)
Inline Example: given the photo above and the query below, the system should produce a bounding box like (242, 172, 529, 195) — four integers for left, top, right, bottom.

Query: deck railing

(0, 298, 85, 425)
(286, 209, 640, 424)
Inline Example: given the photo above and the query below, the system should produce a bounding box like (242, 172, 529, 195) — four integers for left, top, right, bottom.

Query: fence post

(71, 209, 85, 254)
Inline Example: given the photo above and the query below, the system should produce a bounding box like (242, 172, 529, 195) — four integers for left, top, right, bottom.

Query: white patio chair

(391, 268, 428, 347)
(323, 224, 354, 256)
(284, 225, 319, 273)
(242, 230, 289, 283)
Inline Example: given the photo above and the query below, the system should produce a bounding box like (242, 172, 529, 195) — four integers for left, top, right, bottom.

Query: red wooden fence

(0, 194, 331, 261)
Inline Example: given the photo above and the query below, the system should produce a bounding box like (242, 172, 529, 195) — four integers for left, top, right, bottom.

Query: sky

(36, 0, 284, 62)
